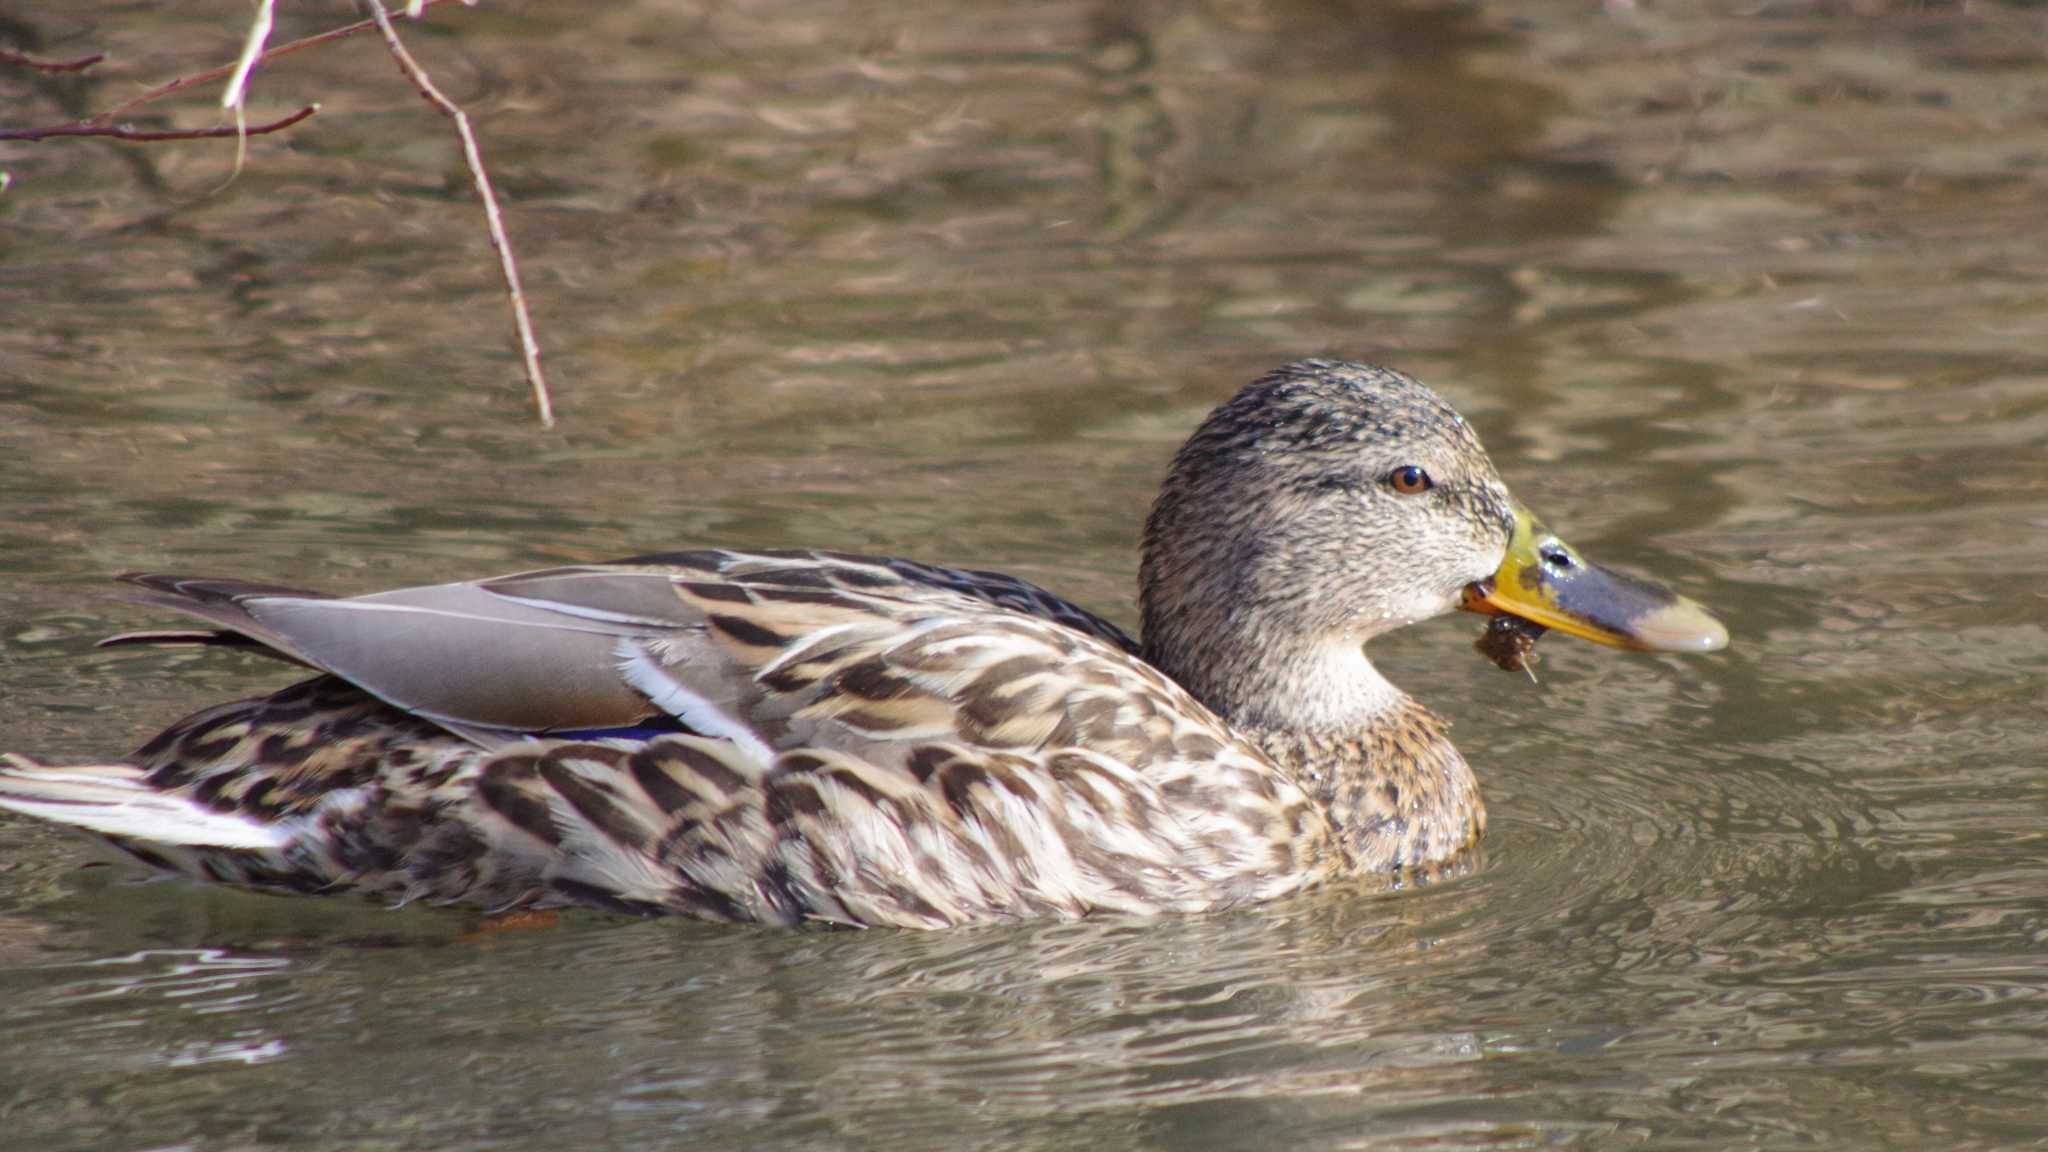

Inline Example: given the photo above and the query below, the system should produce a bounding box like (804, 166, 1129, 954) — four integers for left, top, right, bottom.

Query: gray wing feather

(112, 575, 669, 739)
(237, 585, 660, 733)
(479, 568, 714, 627)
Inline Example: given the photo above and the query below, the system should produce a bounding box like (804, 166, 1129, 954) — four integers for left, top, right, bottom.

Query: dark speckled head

(1170, 361, 1495, 480)
(1139, 361, 1519, 726)
(1139, 360, 1725, 731)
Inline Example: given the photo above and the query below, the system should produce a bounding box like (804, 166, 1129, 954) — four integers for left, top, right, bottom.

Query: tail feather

(114, 573, 336, 603)
(95, 629, 317, 669)
(103, 573, 339, 672)
(0, 755, 288, 851)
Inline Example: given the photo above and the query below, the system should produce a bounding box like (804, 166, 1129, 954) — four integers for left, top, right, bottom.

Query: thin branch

(364, 0, 554, 428)
(219, 0, 278, 177)
(0, 48, 108, 74)
(219, 0, 276, 112)
(3, 2, 548, 424)
(0, 104, 317, 143)
(88, 0, 467, 126)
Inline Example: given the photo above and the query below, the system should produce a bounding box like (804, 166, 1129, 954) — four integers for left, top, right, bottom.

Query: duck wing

(28, 549, 1326, 923)
(105, 549, 1141, 749)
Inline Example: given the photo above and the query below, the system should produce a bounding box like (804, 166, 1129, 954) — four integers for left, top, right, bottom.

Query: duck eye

(1388, 465, 1433, 495)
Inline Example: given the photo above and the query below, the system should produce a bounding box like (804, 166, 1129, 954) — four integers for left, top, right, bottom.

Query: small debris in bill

(1476, 614, 1548, 675)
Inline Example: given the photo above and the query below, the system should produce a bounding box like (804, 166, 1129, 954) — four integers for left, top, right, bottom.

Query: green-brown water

(3, 3, 2045, 1148)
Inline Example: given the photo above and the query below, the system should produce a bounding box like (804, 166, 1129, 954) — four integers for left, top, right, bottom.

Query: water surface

(2, 2, 2045, 1148)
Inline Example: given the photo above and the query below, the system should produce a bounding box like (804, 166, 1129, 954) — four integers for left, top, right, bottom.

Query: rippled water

(3, 2, 2045, 1148)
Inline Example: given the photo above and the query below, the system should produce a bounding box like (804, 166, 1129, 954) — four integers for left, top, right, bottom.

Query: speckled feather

(2, 550, 1344, 926)
(0, 362, 1526, 927)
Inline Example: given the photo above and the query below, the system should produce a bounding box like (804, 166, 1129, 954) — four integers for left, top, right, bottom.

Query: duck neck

(1143, 635, 1486, 872)
(1243, 687, 1485, 873)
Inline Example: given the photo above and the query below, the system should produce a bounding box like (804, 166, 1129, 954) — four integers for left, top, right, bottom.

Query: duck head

(1139, 360, 1725, 731)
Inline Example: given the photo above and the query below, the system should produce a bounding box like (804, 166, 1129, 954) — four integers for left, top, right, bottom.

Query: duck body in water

(0, 362, 1725, 927)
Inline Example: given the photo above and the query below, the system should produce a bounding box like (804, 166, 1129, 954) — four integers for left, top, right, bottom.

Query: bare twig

(219, 0, 278, 176)
(0, 2, 460, 141)
(0, 104, 317, 143)
(4, 2, 549, 425)
(219, 0, 276, 112)
(88, 0, 467, 126)
(0, 48, 108, 74)
(364, 0, 553, 427)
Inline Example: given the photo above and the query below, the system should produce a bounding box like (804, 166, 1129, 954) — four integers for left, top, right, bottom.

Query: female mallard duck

(0, 361, 1724, 927)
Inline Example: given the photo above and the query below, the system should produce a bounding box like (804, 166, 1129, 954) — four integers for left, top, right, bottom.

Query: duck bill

(1460, 505, 1728, 654)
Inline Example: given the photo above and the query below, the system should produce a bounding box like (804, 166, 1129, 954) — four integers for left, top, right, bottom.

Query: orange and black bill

(1461, 505, 1727, 654)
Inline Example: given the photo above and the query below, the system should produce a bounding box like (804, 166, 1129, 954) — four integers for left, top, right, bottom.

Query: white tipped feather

(493, 593, 671, 627)
(0, 759, 287, 850)
(615, 645, 778, 766)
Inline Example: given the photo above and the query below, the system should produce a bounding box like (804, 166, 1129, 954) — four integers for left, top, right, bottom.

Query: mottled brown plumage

(0, 361, 1725, 927)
